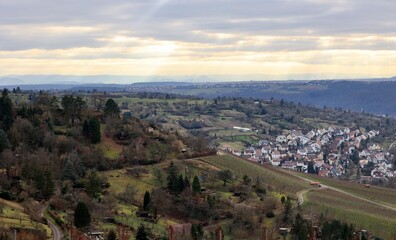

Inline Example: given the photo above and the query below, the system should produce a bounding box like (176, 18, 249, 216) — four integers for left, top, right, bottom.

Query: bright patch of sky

(1, 0, 396, 81)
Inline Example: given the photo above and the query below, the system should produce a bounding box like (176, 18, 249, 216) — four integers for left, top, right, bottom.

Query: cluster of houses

(223, 126, 395, 180)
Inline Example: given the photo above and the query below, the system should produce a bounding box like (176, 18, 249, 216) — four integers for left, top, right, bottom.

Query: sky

(1, 0, 396, 81)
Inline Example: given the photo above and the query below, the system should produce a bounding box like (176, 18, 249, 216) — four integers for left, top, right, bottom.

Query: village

(225, 126, 395, 183)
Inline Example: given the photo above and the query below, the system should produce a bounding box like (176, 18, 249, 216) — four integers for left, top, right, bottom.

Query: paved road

(40, 205, 63, 240)
(47, 217, 63, 240)
(294, 175, 396, 212)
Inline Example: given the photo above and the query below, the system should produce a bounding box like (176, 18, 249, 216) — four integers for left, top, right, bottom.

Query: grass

(293, 171, 396, 208)
(0, 199, 52, 239)
(305, 189, 396, 239)
(98, 124, 123, 160)
(200, 154, 308, 195)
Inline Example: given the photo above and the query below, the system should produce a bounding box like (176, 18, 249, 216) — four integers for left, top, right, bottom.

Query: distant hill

(160, 80, 396, 116)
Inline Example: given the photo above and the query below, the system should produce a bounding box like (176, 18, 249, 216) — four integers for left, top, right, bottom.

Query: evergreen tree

(307, 161, 317, 174)
(82, 120, 90, 138)
(62, 160, 76, 181)
(282, 197, 292, 224)
(192, 176, 201, 194)
(74, 202, 91, 229)
(85, 171, 102, 199)
(0, 129, 10, 153)
(104, 99, 120, 117)
(167, 162, 179, 195)
(291, 213, 310, 240)
(143, 191, 151, 211)
(0, 89, 14, 131)
(35, 170, 55, 200)
(89, 117, 101, 144)
(178, 174, 185, 193)
(191, 224, 204, 240)
(184, 175, 190, 189)
(135, 224, 149, 240)
(351, 149, 360, 165)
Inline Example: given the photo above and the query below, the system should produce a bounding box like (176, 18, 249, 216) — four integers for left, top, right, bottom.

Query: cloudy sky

(1, 0, 396, 80)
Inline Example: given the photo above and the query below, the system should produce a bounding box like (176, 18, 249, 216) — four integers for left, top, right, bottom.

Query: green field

(201, 154, 396, 239)
(293, 172, 396, 208)
(0, 199, 51, 239)
(200, 154, 308, 194)
(305, 189, 396, 239)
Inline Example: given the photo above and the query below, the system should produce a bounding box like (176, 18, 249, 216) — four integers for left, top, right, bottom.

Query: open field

(0, 199, 51, 239)
(200, 154, 308, 195)
(201, 154, 396, 239)
(306, 189, 396, 239)
(292, 172, 396, 208)
(114, 97, 205, 105)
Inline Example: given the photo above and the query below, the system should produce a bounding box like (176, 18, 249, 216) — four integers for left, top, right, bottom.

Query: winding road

(47, 216, 63, 240)
(40, 205, 64, 240)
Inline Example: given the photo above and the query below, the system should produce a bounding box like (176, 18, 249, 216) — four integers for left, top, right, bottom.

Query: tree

(307, 161, 317, 174)
(135, 224, 148, 240)
(167, 162, 179, 195)
(143, 191, 151, 211)
(0, 130, 10, 153)
(104, 99, 120, 117)
(82, 120, 90, 138)
(84, 171, 102, 199)
(242, 175, 251, 185)
(74, 202, 91, 229)
(178, 174, 185, 193)
(191, 224, 204, 240)
(82, 118, 101, 143)
(291, 213, 310, 240)
(61, 95, 86, 126)
(184, 175, 190, 189)
(106, 229, 117, 240)
(0, 90, 14, 130)
(282, 197, 292, 224)
(192, 176, 201, 194)
(89, 117, 101, 144)
(351, 149, 360, 165)
(62, 160, 76, 181)
(35, 169, 54, 200)
(218, 170, 233, 186)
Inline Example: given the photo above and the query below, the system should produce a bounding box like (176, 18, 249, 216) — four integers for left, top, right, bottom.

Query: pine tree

(184, 176, 190, 189)
(89, 117, 101, 144)
(74, 202, 91, 229)
(167, 162, 179, 195)
(104, 99, 120, 117)
(85, 171, 102, 199)
(0, 90, 14, 131)
(62, 160, 76, 181)
(82, 120, 90, 138)
(135, 224, 148, 240)
(143, 191, 151, 211)
(192, 176, 201, 194)
(291, 213, 310, 240)
(178, 174, 185, 193)
(35, 169, 55, 200)
(0, 129, 10, 153)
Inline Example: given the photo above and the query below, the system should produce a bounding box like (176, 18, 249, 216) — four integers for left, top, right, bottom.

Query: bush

(265, 210, 275, 218)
